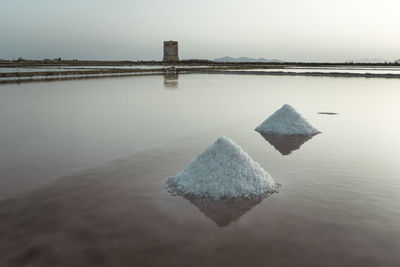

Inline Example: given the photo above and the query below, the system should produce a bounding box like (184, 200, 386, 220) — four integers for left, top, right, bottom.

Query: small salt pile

(167, 136, 278, 200)
(255, 104, 320, 135)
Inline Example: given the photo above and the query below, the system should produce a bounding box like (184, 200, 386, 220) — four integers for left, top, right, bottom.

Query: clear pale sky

(1, 0, 399, 62)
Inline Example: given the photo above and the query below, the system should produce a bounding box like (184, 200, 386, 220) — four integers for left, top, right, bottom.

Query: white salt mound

(255, 104, 320, 136)
(167, 136, 278, 200)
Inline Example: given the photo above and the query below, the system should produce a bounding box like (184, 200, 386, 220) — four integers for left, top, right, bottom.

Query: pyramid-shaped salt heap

(255, 104, 320, 136)
(167, 136, 278, 200)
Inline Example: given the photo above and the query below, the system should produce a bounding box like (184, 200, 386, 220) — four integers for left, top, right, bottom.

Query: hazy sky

(1, 0, 399, 62)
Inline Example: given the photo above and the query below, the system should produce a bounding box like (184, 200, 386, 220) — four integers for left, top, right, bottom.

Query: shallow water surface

(0, 74, 400, 266)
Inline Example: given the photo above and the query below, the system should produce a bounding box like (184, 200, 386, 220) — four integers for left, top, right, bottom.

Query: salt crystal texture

(167, 136, 278, 200)
(255, 104, 320, 136)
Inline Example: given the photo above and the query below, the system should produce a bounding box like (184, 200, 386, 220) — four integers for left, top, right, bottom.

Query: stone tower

(163, 41, 179, 62)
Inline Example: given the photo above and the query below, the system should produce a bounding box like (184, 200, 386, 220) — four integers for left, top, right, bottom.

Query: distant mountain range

(395, 59, 400, 64)
(345, 58, 387, 63)
(213, 56, 283, 63)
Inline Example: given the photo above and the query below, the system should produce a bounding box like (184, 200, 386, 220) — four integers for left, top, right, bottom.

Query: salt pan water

(0, 74, 400, 266)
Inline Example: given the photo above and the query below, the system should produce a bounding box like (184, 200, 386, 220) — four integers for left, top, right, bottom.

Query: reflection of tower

(163, 41, 179, 62)
(163, 73, 179, 89)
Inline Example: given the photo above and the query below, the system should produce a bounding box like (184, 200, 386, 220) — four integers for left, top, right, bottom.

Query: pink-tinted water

(0, 74, 400, 266)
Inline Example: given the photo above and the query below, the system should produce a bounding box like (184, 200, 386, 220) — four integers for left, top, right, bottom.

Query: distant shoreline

(186, 70, 400, 79)
(1, 62, 400, 84)
(1, 59, 399, 68)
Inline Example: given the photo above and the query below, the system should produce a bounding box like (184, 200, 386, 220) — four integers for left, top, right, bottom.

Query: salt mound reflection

(186, 197, 264, 227)
(260, 133, 315, 155)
